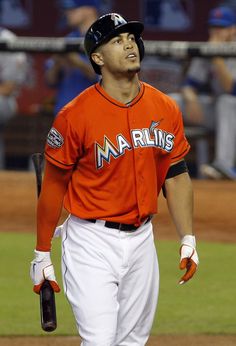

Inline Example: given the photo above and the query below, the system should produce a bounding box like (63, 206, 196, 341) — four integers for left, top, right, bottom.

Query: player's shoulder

(58, 84, 97, 119)
(143, 81, 173, 101)
(143, 82, 180, 112)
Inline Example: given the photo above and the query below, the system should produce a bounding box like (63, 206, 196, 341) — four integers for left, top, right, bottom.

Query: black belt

(86, 216, 152, 231)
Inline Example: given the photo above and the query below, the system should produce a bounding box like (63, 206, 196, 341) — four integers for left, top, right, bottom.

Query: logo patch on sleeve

(47, 127, 64, 148)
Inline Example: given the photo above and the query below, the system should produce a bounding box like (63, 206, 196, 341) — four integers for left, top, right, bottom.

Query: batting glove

(30, 250, 60, 294)
(179, 235, 199, 285)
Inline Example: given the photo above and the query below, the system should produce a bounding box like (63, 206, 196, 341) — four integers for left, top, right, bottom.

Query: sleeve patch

(47, 127, 64, 148)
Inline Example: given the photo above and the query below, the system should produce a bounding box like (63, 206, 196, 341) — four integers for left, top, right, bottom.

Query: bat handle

(40, 280, 57, 332)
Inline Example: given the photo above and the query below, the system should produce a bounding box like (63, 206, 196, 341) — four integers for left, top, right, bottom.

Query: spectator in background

(171, 6, 236, 179)
(200, 7, 236, 180)
(45, 0, 99, 115)
(201, 93, 236, 180)
(0, 27, 29, 169)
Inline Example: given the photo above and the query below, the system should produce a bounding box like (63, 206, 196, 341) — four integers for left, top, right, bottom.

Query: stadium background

(13, 0, 221, 115)
(0, 1, 236, 345)
(1, 0, 227, 173)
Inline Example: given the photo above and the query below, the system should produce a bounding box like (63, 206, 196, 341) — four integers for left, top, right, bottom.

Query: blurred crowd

(0, 27, 30, 169)
(45, 0, 99, 115)
(170, 5, 236, 180)
(0, 0, 235, 180)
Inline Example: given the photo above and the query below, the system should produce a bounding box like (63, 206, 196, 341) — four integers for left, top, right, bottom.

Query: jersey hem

(45, 152, 75, 169)
(171, 144, 190, 162)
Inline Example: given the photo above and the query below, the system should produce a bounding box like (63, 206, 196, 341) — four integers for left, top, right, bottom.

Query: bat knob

(40, 280, 57, 332)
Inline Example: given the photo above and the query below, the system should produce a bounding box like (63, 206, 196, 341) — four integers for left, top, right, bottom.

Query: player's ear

(91, 52, 104, 68)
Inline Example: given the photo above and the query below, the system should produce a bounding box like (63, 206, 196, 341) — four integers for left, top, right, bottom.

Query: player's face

(210, 26, 236, 42)
(98, 32, 141, 75)
(228, 25, 236, 41)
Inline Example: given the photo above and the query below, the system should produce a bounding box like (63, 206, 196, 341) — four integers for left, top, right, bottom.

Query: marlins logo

(95, 122, 175, 169)
(47, 127, 64, 149)
(111, 13, 127, 26)
(149, 119, 163, 134)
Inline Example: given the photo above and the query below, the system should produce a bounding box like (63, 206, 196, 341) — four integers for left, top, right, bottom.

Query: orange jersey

(45, 82, 190, 225)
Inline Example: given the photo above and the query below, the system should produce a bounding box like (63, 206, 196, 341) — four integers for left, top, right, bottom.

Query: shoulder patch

(47, 127, 64, 148)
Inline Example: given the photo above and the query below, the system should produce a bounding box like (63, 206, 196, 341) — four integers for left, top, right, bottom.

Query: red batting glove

(179, 235, 199, 285)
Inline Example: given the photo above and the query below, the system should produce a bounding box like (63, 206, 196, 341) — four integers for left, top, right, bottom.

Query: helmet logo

(111, 13, 126, 26)
(91, 27, 102, 42)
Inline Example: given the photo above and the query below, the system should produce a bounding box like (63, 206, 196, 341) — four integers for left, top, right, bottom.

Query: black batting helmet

(84, 13, 145, 74)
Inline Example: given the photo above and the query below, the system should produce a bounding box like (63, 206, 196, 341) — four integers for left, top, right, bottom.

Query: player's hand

(179, 235, 199, 285)
(30, 250, 60, 294)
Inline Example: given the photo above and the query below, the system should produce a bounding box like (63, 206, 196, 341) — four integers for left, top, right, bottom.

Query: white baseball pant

(61, 215, 159, 346)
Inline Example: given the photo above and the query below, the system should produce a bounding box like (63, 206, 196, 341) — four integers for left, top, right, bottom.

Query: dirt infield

(0, 171, 235, 346)
(1, 335, 236, 346)
(1, 171, 235, 242)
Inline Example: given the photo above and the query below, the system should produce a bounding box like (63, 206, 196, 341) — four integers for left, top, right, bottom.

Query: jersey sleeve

(170, 101, 190, 163)
(45, 108, 82, 169)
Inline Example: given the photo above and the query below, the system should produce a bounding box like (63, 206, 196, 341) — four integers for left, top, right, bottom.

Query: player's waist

(71, 215, 152, 231)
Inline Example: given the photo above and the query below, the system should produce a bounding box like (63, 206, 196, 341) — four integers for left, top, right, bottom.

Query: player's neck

(100, 75, 140, 105)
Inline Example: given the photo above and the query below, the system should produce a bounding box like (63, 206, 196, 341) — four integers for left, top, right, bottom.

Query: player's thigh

(61, 218, 119, 345)
(115, 223, 159, 345)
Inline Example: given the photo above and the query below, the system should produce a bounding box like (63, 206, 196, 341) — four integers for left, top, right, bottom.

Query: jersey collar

(95, 82, 144, 108)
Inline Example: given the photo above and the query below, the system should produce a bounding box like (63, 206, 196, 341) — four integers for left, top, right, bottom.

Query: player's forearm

(212, 57, 234, 93)
(67, 53, 96, 80)
(181, 86, 204, 124)
(36, 192, 64, 252)
(181, 86, 198, 102)
(165, 172, 194, 238)
(36, 161, 73, 251)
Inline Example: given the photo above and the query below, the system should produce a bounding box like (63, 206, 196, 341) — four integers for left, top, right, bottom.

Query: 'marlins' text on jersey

(95, 127, 175, 169)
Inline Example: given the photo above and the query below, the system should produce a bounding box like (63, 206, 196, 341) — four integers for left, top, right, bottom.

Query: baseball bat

(31, 152, 57, 332)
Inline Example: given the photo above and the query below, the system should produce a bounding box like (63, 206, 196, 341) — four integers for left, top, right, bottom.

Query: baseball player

(45, 0, 99, 115)
(30, 13, 199, 345)
(0, 27, 29, 168)
(170, 6, 236, 179)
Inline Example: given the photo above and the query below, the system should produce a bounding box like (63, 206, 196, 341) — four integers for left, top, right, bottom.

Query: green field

(0, 232, 235, 336)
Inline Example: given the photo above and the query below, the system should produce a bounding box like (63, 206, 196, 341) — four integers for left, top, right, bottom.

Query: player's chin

(127, 65, 141, 74)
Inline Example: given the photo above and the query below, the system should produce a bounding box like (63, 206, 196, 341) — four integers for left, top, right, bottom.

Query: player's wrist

(34, 249, 51, 262)
(181, 234, 196, 248)
(180, 235, 199, 267)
